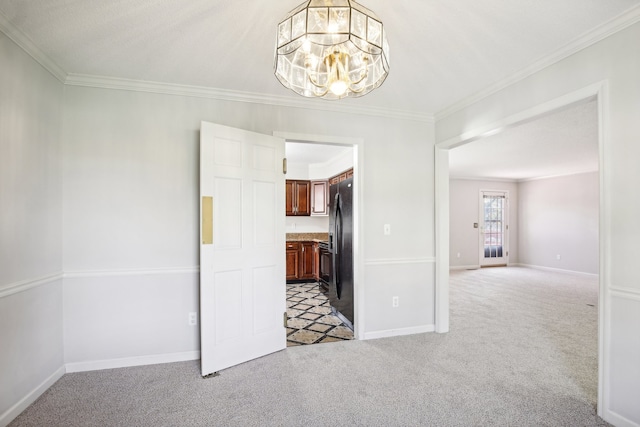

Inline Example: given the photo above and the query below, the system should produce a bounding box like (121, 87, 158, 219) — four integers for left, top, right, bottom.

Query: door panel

(200, 121, 286, 376)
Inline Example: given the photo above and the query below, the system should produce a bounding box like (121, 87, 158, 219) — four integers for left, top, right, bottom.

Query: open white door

(479, 190, 509, 267)
(200, 121, 286, 376)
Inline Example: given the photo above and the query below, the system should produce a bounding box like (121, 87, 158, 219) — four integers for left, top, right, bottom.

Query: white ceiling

(1, 0, 639, 115)
(449, 100, 599, 181)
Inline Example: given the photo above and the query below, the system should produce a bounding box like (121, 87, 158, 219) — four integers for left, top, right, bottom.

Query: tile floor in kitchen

(286, 282, 354, 346)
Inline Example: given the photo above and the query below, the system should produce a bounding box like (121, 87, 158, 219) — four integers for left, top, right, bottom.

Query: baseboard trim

(512, 263, 598, 278)
(65, 350, 200, 373)
(363, 324, 435, 340)
(602, 408, 639, 427)
(0, 365, 65, 427)
(0, 272, 63, 299)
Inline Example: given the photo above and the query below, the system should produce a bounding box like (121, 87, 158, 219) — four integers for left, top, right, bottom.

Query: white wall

(449, 179, 518, 268)
(0, 32, 64, 424)
(61, 84, 436, 364)
(436, 21, 640, 426)
(518, 173, 599, 274)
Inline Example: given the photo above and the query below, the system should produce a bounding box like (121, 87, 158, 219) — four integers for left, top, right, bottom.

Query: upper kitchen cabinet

(310, 180, 329, 216)
(329, 168, 354, 186)
(286, 180, 310, 216)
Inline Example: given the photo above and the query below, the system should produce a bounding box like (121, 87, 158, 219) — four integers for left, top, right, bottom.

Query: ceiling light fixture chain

(274, 0, 390, 100)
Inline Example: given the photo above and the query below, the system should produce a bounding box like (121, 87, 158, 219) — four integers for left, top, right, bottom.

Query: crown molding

(449, 175, 518, 183)
(0, 10, 67, 82)
(65, 73, 434, 123)
(450, 168, 599, 184)
(435, 4, 640, 121)
(516, 169, 599, 183)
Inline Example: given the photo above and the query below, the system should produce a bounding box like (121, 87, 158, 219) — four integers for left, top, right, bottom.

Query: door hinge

(506, 225, 509, 230)
(283, 312, 288, 327)
(283, 158, 287, 175)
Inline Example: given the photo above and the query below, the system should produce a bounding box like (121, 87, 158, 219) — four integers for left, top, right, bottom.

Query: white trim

(63, 266, 199, 279)
(0, 365, 65, 426)
(65, 74, 434, 123)
(65, 351, 200, 373)
(516, 169, 599, 183)
(451, 169, 600, 183)
(512, 263, 598, 278)
(0, 11, 67, 82)
(600, 409, 640, 427)
(435, 4, 640, 121)
(610, 286, 640, 302)
(0, 272, 63, 298)
(449, 265, 480, 271)
(364, 257, 436, 266)
(363, 324, 435, 340)
(437, 83, 601, 149)
(450, 175, 518, 183)
(434, 147, 450, 333)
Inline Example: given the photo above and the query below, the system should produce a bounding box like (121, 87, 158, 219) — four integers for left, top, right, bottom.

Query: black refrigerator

(328, 177, 354, 329)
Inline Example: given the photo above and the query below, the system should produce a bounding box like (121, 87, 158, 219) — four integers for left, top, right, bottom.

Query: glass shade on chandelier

(274, 0, 390, 100)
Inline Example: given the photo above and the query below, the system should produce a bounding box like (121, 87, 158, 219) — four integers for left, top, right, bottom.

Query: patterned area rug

(286, 282, 354, 346)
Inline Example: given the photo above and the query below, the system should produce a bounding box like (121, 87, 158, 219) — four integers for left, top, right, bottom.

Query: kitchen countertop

(286, 232, 329, 243)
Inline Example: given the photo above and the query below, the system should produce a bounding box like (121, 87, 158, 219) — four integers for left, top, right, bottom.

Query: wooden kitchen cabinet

(285, 180, 310, 216)
(286, 241, 320, 282)
(310, 180, 329, 216)
(286, 242, 300, 281)
(313, 242, 320, 280)
(299, 241, 315, 280)
(329, 168, 353, 186)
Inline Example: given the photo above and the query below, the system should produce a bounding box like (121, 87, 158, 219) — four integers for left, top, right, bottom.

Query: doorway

(479, 191, 509, 267)
(278, 134, 362, 346)
(435, 85, 607, 416)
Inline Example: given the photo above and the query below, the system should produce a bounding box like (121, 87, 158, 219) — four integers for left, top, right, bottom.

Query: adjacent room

(447, 99, 601, 411)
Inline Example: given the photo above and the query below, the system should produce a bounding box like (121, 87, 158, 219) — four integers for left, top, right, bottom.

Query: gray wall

(449, 179, 519, 268)
(60, 85, 436, 365)
(518, 172, 599, 274)
(0, 31, 64, 422)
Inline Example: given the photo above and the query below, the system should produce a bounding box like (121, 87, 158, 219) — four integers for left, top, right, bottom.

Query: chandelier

(274, 0, 390, 100)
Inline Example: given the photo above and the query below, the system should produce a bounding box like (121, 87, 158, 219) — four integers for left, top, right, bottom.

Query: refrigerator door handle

(335, 194, 342, 293)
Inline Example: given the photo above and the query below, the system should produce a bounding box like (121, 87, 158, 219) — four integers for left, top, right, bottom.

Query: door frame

(435, 81, 609, 417)
(274, 131, 364, 340)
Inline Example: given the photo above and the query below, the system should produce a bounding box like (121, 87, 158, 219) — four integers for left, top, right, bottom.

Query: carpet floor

(9, 266, 607, 426)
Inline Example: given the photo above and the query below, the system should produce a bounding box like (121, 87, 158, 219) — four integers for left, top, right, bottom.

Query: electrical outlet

(188, 312, 198, 326)
(384, 224, 391, 235)
(457, 252, 461, 258)
(392, 296, 399, 308)
(556, 254, 561, 260)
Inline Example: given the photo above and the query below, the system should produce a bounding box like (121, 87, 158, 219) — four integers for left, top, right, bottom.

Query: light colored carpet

(10, 266, 607, 426)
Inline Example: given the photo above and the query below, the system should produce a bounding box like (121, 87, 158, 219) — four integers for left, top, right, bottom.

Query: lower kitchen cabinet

(299, 241, 315, 280)
(286, 241, 320, 282)
(286, 242, 300, 281)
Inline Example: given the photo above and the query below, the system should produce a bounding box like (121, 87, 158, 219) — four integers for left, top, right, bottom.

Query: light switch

(384, 224, 391, 235)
